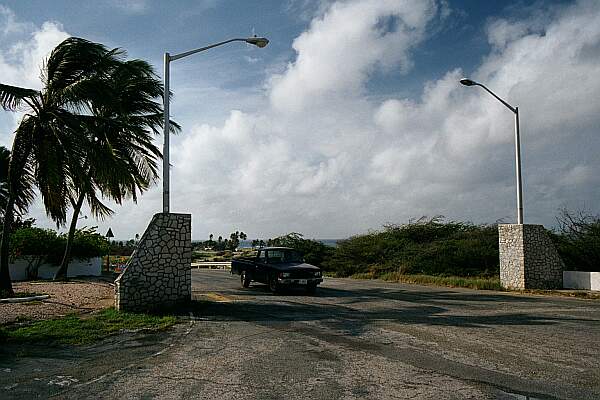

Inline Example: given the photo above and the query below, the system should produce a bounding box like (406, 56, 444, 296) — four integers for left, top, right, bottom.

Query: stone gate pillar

(115, 213, 191, 312)
(498, 224, 564, 290)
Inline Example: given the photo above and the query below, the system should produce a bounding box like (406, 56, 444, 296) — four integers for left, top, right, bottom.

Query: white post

(514, 107, 523, 224)
(163, 53, 170, 214)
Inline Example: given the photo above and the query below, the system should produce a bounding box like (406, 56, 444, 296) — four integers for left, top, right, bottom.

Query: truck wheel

(241, 271, 251, 288)
(306, 283, 317, 295)
(269, 274, 280, 294)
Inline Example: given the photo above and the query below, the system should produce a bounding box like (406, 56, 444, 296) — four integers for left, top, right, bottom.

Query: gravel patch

(0, 278, 114, 325)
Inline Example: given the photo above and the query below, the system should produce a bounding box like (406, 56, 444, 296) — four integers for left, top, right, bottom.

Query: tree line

(196, 231, 248, 251)
(223, 212, 600, 278)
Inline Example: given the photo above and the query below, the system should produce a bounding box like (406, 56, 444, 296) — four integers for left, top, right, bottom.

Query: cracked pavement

(1, 269, 600, 399)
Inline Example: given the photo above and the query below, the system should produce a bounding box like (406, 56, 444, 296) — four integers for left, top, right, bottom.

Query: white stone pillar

(115, 213, 191, 312)
(499, 224, 564, 290)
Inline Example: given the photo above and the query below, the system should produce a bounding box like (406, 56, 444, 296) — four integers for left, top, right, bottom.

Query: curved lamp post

(460, 78, 523, 224)
(163, 36, 269, 213)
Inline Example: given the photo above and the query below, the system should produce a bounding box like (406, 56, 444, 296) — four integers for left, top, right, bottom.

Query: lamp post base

(499, 224, 564, 290)
(114, 213, 191, 312)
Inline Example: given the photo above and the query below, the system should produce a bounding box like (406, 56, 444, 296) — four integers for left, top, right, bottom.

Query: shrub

(69, 227, 110, 260)
(552, 209, 600, 271)
(10, 227, 61, 260)
(267, 233, 334, 268)
(324, 217, 499, 278)
(10, 226, 109, 264)
(108, 239, 137, 256)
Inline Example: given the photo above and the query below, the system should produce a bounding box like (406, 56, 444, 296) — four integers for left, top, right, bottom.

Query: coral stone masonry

(499, 224, 565, 290)
(115, 213, 191, 312)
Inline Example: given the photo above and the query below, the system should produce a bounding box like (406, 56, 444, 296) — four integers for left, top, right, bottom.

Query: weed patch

(351, 272, 503, 291)
(0, 308, 177, 345)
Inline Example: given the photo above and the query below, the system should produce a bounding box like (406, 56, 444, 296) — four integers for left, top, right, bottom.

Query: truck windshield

(268, 250, 303, 263)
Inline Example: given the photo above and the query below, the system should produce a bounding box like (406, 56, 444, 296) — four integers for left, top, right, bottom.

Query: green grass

(0, 308, 177, 345)
(350, 272, 600, 298)
(351, 271, 503, 291)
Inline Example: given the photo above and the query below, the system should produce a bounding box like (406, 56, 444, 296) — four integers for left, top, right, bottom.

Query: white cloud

(0, 21, 69, 90)
(109, 0, 148, 14)
(270, 0, 437, 113)
(366, 0, 600, 225)
(0, 8, 69, 147)
(164, 0, 600, 239)
(3, 0, 600, 240)
(0, 5, 31, 36)
(244, 56, 260, 64)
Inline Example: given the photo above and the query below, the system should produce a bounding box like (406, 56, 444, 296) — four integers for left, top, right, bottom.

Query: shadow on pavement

(182, 293, 593, 335)
(209, 281, 557, 306)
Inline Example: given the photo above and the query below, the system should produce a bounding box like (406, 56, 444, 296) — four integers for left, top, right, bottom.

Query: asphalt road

(2, 270, 600, 399)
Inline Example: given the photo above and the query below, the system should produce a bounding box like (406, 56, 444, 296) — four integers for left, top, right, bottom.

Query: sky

(0, 0, 599, 240)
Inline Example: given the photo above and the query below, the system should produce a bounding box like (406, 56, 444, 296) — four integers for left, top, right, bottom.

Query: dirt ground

(0, 278, 114, 324)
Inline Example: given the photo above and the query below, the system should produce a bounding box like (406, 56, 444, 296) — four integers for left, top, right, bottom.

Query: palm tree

(0, 146, 9, 217)
(0, 37, 170, 295)
(53, 58, 176, 280)
(0, 146, 34, 223)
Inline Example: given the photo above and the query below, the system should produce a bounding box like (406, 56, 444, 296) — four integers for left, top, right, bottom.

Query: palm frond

(6, 119, 36, 215)
(3, 37, 171, 227)
(0, 83, 40, 111)
(54, 76, 115, 112)
(85, 190, 114, 220)
(44, 37, 125, 92)
(0, 146, 9, 183)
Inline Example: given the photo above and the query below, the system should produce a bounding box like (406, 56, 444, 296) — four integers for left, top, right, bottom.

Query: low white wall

(8, 258, 32, 281)
(9, 257, 102, 281)
(563, 271, 600, 291)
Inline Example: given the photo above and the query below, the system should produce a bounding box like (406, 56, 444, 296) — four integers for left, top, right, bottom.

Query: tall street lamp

(162, 36, 269, 213)
(460, 78, 524, 224)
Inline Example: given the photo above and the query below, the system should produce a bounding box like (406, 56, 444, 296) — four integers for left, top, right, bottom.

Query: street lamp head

(245, 36, 269, 48)
(460, 78, 477, 86)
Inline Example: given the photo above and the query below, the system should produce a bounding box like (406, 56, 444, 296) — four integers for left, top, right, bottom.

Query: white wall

(9, 257, 103, 281)
(563, 271, 600, 291)
(8, 257, 33, 281)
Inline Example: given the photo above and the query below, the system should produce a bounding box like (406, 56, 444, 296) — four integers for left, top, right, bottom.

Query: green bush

(324, 217, 499, 278)
(267, 233, 334, 268)
(69, 227, 110, 260)
(10, 227, 61, 260)
(10, 226, 109, 264)
(551, 209, 600, 271)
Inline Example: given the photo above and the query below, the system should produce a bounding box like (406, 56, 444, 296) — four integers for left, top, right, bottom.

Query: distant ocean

(316, 239, 341, 247)
(192, 239, 342, 248)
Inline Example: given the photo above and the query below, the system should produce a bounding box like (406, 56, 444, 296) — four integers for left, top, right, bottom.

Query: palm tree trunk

(1, 138, 31, 297)
(0, 193, 16, 297)
(54, 192, 85, 281)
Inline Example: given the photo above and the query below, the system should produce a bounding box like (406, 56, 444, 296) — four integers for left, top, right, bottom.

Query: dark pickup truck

(231, 247, 323, 294)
